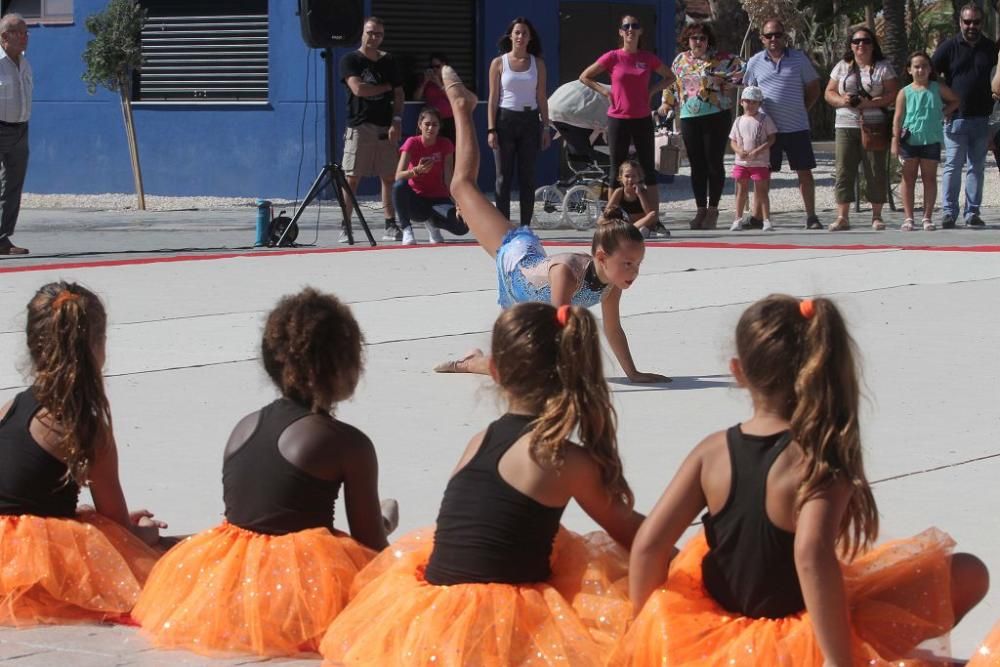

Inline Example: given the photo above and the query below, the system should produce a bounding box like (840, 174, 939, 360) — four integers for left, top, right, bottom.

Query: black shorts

(769, 130, 817, 172)
(898, 141, 941, 161)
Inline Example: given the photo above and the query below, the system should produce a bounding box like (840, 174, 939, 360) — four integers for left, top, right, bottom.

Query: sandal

(900, 218, 914, 231)
(829, 217, 850, 231)
(871, 218, 886, 231)
(922, 218, 936, 231)
(433, 348, 484, 373)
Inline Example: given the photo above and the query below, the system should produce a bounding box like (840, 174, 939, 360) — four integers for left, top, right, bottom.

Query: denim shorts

(898, 141, 941, 161)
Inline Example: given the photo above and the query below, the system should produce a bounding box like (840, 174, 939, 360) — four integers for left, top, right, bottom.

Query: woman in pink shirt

(580, 15, 675, 223)
(414, 53, 455, 142)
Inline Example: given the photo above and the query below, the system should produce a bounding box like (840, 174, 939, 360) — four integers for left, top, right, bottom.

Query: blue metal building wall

(23, 0, 672, 198)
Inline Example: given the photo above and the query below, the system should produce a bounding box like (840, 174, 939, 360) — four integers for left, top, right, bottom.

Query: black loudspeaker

(298, 0, 363, 48)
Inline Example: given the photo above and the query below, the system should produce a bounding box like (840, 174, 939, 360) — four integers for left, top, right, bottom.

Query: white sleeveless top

(499, 53, 538, 111)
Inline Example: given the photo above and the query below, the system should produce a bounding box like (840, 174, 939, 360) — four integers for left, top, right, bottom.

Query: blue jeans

(942, 116, 988, 220)
(391, 180, 469, 235)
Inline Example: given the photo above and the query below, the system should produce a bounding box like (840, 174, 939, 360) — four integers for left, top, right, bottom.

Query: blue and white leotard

(494, 227, 609, 309)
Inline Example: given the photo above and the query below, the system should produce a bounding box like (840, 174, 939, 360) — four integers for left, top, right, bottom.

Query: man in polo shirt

(932, 3, 997, 229)
(0, 14, 31, 255)
(743, 18, 823, 230)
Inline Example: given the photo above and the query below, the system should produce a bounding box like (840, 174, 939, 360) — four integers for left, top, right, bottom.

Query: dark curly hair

(261, 288, 364, 413)
(498, 17, 543, 56)
(679, 22, 717, 51)
(841, 26, 885, 65)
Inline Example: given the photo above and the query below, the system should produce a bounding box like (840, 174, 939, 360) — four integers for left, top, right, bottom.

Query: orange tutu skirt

(132, 522, 375, 657)
(0, 512, 158, 626)
(968, 619, 1000, 666)
(610, 528, 956, 666)
(321, 526, 631, 666)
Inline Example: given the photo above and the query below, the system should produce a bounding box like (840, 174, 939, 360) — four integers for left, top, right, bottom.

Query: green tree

(81, 0, 147, 210)
(882, 0, 908, 79)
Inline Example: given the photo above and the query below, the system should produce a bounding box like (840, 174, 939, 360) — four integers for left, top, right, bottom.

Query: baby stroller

(533, 81, 610, 230)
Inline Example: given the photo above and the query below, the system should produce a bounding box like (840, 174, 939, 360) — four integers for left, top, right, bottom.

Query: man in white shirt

(0, 14, 31, 255)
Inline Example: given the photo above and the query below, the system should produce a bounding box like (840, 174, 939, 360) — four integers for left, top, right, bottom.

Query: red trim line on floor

(1, 240, 999, 274)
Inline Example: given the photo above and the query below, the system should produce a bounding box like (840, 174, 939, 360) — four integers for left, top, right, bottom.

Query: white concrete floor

(0, 240, 998, 664)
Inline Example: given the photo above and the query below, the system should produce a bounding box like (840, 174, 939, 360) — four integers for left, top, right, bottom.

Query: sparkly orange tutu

(0, 512, 158, 626)
(610, 528, 956, 666)
(132, 522, 375, 657)
(968, 619, 1000, 666)
(321, 526, 631, 666)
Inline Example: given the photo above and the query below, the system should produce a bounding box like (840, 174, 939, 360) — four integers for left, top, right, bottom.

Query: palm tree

(882, 0, 907, 79)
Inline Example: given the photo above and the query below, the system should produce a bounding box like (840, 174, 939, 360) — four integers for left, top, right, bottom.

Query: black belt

(0, 120, 25, 127)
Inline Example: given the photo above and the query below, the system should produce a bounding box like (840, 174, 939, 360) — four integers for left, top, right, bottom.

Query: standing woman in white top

(487, 17, 551, 227)
(0, 14, 31, 256)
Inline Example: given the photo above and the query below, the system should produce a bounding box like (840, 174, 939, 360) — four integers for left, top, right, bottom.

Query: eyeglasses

(621, 22, 641, 31)
(962, 19, 982, 26)
(851, 37, 873, 45)
(365, 31, 384, 37)
(762, 32, 784, 39)
(689, 35, 707, 42)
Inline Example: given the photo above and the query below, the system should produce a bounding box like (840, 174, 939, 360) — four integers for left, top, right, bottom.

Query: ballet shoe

(441, 66, 478, 111)
(433, 348, 484, 373)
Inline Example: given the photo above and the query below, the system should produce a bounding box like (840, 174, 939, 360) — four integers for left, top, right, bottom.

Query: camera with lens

(848, 93, 862, 108)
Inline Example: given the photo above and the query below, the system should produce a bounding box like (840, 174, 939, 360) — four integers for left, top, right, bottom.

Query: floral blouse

(664, 50, 745, 119)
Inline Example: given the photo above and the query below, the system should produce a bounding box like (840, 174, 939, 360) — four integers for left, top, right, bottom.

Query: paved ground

(0, 202, 998, 665)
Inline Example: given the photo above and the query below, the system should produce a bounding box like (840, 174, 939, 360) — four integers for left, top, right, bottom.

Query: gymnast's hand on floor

(627, 370, 673, 384)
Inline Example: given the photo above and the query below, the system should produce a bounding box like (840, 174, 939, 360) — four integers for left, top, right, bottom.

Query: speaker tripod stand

(274, 46, 376, 247)
(275, 161, 376, 247)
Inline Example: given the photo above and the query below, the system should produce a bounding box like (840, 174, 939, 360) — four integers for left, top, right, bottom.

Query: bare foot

(381, 498, 399, 535)
(433, 348, 485, 373)
(441, 65, 477, 114)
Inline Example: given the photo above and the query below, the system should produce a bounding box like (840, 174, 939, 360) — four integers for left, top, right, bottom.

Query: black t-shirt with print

(339, 50, 402, 128)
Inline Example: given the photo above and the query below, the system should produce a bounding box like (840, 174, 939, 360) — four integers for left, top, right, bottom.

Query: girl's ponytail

(790, 298, 878, 558)
(27, 283, 110, 485)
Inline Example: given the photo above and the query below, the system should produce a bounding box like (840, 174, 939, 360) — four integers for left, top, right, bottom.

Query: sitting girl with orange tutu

(133, 288, 395, 657)
(320, 302, 644, 666)
(613, 294, 990, 666)
(0, 282, 165, 626)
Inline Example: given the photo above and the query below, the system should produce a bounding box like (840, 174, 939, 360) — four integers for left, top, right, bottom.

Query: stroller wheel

(564, 185, 600, 231)
(533, 185, 565, 229)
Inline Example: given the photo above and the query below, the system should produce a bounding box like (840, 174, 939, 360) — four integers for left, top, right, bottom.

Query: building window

(2, 0, 73, 24)
(371, 0, 478, 98)
(135, 0, 268, 103)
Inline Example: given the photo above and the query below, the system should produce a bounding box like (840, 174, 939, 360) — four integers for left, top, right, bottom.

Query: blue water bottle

(255, 199, 271, 247)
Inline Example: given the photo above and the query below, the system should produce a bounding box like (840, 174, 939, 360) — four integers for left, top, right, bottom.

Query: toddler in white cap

(728, 86, 777, 231)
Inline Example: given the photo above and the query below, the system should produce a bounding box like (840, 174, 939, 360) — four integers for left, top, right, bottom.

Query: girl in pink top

(392, 107, 469, 245)
(580, 14, 675, 218)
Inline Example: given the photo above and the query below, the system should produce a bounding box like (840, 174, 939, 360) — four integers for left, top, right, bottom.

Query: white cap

(741, 86, 764, 102)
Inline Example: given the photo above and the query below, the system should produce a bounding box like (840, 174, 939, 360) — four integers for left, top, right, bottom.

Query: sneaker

(383, 223, 403, 241)
(425, 222, 445, 244)
(729, 217, 744, 231)
(639, 226, 652, 239)
(653, 221, 670, 237)
(966, 214, 985, 228)
(338, 226, 351, 243)
(762, 219, 775, 232)
(744, 215, 763, 229)
(940, 213, 956, 229)
(805, 214, 823, 230)
(401, 227, 417, 245)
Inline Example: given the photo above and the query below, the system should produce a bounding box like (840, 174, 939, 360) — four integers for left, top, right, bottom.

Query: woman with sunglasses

(414, 53, 455, 141)
(824, 26, 899, 231)
(488, 17, 550, 227)
(581, 15, 675, 231)
(660, 22, 743, 230)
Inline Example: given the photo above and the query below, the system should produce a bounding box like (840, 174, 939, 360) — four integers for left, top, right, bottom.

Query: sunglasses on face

(962, 19, 982, 26)
(621, 22, 641, 31)
(851, 37, 873, 45)
(762, 32, 784, 39)
(689, 35, 707, 42)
